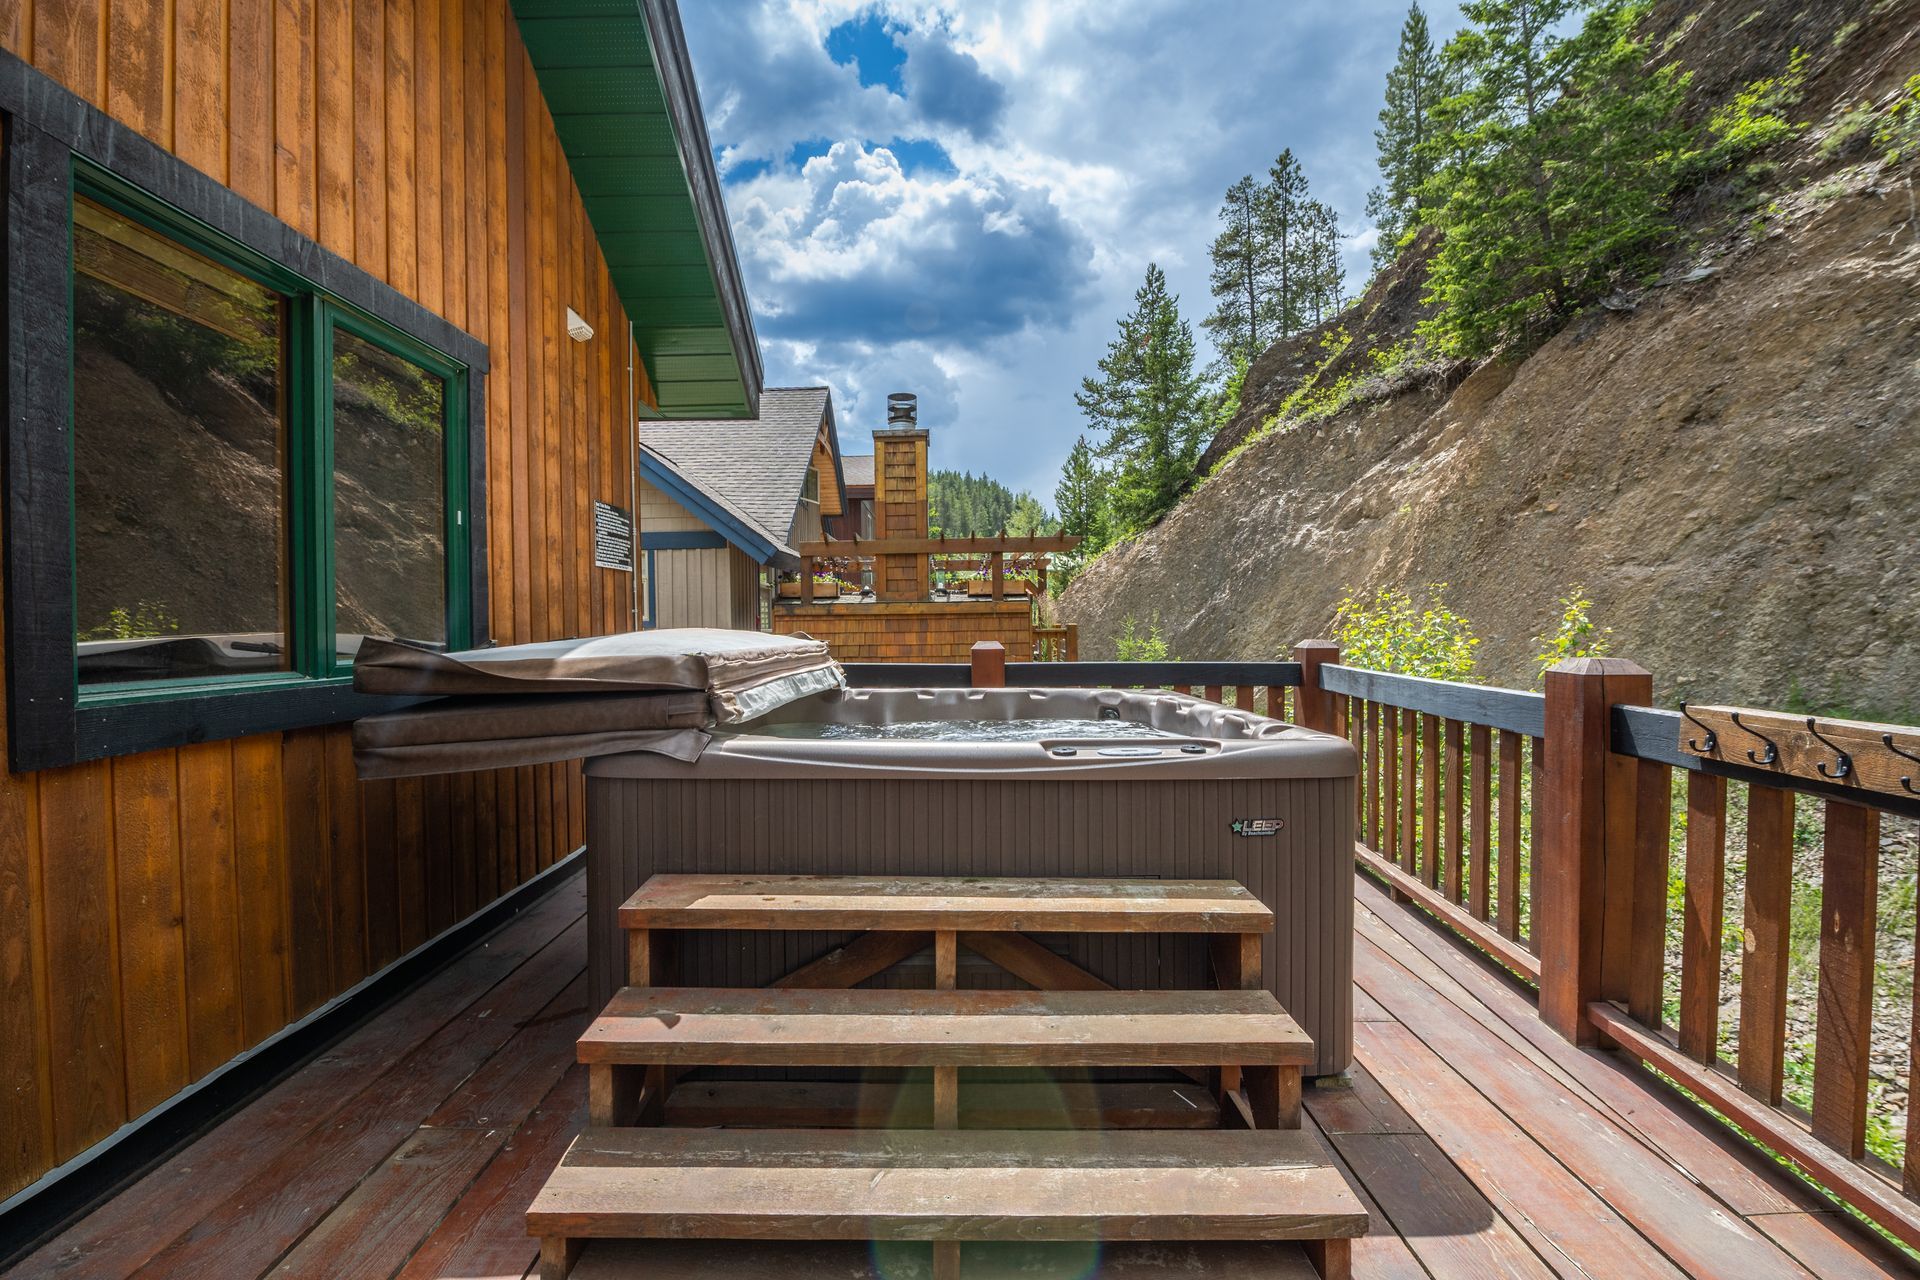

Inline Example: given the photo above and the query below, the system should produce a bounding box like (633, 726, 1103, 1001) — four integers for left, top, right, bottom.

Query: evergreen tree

(1264, 150, 1311, 337)
(1203, 175, 1272, 366)
(1365, 3, 1447, 271)
(927, 470, 1055, 537)
(1075, 264, 1208, 536)
(1418, 0, 1693, 355)
(1051, 434, 1109, 591)
(1053, 435, 1109, 547)
(1301, 200, 1347, 327)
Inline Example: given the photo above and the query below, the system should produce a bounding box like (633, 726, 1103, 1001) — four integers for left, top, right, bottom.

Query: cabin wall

(0, 0, 651, 1199)
(652, 547, 760, 630)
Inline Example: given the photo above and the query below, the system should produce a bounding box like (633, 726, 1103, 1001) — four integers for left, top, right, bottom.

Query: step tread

(619, 874, 1274, 933)
(662, 1077, 1225, 1130)
(527, 1128, 1368, 1242)
(568, 1237, 1323, 1278)
(580, 986, 1313, 1067)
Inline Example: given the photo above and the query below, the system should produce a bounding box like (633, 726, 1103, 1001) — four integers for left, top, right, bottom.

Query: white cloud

(681, 1, 1473, 497)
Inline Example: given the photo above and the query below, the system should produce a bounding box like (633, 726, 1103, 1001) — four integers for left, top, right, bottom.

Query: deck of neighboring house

(5, 865, 1909, 1280)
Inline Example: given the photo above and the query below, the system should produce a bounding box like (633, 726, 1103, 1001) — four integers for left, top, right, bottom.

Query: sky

(679, 1, 1469, 501)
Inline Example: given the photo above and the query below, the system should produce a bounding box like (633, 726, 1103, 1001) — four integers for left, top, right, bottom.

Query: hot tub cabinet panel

(583, 687, 1357, 1076)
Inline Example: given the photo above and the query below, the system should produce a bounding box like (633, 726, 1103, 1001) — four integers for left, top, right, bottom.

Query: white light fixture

(565, 307, 595, 343)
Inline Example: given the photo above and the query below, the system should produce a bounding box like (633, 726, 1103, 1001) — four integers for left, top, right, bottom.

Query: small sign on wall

(592, 501, 634, 571)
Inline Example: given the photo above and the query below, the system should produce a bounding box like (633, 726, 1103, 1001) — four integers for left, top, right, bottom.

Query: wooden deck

(6, 869, 1915, 1280)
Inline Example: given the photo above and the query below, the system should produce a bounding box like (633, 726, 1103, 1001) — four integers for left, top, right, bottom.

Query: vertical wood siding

(0, 0, 652, 1198)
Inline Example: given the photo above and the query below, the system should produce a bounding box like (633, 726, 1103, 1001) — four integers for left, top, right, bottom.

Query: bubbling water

(748, 717, 1183, 742)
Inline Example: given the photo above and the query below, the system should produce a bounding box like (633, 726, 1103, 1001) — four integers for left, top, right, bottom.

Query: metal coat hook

(1804, 718, 1852, 780)
(1886, 734, 1920, 796)
(1729, 711, 1778, 766)
(1679, 702, 1718, 754)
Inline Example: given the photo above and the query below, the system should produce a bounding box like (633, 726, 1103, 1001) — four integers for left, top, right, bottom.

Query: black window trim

(2, 50, 491, 771)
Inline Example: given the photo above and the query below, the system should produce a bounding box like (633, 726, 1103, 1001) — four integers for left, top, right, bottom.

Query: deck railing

(1317, 662, 1546, 983)
(903, 639, 1920, 1251)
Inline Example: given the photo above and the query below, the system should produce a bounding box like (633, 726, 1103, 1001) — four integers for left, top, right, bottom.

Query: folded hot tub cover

(353, 628, 845, 723)
(352, 691, 712, 780)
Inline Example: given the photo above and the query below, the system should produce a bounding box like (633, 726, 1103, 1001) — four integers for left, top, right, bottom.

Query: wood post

(1538, 657, 1651, 1046)
(1065, 623, 1079, 662)
(970, 641, 1006, 688)
(1291, 641, 1340, 733)
(799, 555, 814, 604)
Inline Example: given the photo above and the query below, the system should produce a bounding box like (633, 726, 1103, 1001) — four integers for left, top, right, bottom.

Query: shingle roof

(639, 387, 836, 567)
(842, 454, 874, 488)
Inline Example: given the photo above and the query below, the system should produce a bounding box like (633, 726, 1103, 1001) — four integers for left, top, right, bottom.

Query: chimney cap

(885, 392, 918, 428)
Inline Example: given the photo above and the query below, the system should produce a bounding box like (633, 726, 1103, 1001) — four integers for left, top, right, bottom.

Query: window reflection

(72, 197, 290, 685)
(332, 330, 447, 661)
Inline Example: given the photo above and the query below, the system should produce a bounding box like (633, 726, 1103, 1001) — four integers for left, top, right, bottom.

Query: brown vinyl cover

(352, 690, 711, 780)
(353, 629, 840, 699)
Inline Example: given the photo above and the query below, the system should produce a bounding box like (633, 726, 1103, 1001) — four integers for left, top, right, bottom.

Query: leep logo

(1230, 818, 1284, 837)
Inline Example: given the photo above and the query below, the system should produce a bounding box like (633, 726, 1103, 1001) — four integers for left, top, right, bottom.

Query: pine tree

(1263, 150, 1311, 337)
(1365, 2, 1447, 271)
(1054, 435, 1108, 547)
(1301, 200, 1346, 327)
(1075, 265, 1208, 536)
(1419, 0, 1694, 355)
(1203, 175, 1272, 366)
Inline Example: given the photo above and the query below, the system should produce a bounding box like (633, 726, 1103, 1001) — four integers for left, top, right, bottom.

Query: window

(801, 466, 820, 503)
(73, 197, 292, 685)
(67, 174, 471, 695)
(2, 89, 489, 771)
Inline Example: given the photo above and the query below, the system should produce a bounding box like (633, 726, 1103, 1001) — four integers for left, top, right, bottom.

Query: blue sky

(680, 1, 1468, 499)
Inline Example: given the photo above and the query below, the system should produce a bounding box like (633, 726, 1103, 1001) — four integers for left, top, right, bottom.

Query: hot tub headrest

(354, 628, 845, 723)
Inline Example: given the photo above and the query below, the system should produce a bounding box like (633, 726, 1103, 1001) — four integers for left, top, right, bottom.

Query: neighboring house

(638, 387, 845, 630)
(828, 453, 876, 539)
(0, 1, 760, 1209)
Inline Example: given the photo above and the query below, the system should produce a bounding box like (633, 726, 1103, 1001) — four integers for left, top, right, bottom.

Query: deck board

(4, 865, 1910, 1280)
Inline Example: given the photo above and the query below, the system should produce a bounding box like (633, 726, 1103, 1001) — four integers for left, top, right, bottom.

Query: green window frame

(69, 162, 474, 709)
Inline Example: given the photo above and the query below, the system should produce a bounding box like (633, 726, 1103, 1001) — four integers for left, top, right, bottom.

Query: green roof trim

(512, 0, 762, 419)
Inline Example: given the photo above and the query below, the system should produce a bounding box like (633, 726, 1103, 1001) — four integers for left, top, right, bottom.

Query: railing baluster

(1678, 772, 1728, 1063)
(1204, 684, 1223, 704)
(1627, 758, 1672, 1026)
(1812, 799, 1881, 1159)
(1400, 708, 1418, 871)
(1739, 785, 1796, 1105)
(1498, 730, 1521, 941)
(1234, 685, 1253, 712)
(1470, 723, 1491, 921)
(1366, 701, 1382, 850)
(1445, 719, 1465, 904)
(1420, 714, 1440, 889)
(1385, 707, 1402, 865)
(1527, 735, 1545, 952)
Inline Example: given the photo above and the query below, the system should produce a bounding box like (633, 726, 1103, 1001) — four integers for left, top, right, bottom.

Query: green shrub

(1115, 614, 1174, 662)
(1330, 584, 1479, 682)
(1877, 74, 1920, 165)
(1532, 587, 1612, 685)
(1705, 49, 1809, 167)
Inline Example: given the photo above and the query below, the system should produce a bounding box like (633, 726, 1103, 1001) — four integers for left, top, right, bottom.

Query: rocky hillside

(1059, 0, 1920, 719)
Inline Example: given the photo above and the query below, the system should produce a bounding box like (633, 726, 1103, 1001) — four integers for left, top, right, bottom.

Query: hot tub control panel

(1047, 741, 1216, 759)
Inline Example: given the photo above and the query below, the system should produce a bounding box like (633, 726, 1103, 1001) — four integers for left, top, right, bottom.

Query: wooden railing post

(1064, 624, 1079, 662)
(1291, 641, 1340, 734)
(1538, 656, 1651, 1045)
(970, 641, 1006, 688)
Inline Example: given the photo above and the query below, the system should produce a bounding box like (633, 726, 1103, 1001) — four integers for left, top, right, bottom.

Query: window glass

(332, 329, 447, 661)
(802, 467, 820, 502)
(72, 197, 290, 685)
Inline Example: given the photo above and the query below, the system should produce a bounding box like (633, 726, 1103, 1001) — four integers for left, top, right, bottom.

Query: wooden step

(579, 986, 1314, 1068)
(619, 874, 1275, 934)
(662, 1076, 1225, 1130)
(527, 1127, 1368, 1249)
(566, 1237, 1326, 1278)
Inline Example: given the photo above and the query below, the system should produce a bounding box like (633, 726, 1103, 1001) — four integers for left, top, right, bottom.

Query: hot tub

(585, 685, 1357, 1076)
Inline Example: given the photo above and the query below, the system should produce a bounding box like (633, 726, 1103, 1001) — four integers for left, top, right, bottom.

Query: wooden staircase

(529, 875, 1367, 1279)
